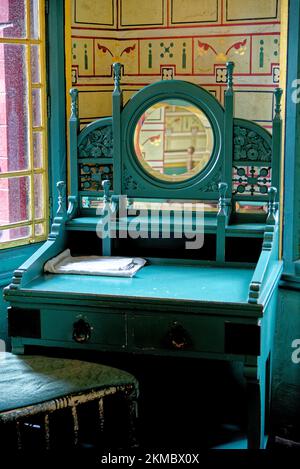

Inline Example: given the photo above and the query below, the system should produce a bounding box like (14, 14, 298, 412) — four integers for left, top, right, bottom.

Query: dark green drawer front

(41, 309, 126, 347)
(130, 314, 225, 354)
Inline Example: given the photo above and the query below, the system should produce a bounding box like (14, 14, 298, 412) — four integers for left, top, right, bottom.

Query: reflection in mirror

(81, 196, 218, 212)
(235, 202, 268, 214)
(134, 99, 214, 182)
(128, 199, 218, 212)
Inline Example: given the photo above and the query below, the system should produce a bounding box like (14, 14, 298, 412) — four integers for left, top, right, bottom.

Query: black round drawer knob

(72, 319, 91, 343)
(167, 321, 190, 350)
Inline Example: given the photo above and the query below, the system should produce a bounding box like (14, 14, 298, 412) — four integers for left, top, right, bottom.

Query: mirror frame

(121, 80, 225, 199)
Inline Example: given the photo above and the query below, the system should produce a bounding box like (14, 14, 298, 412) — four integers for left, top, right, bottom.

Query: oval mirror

(133, 99, 214, 182)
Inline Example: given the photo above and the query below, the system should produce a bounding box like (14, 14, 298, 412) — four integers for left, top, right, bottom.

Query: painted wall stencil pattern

(194, 37, 250, 74)
(71, 0, 281, 129)
(140, 39, 193, 75)
(252, 35, 280, 74)
(72, 39, 94, 75)
(95, 40, 138, 76)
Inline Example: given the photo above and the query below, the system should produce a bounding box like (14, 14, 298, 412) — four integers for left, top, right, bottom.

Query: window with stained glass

(0, 0, 48, 248)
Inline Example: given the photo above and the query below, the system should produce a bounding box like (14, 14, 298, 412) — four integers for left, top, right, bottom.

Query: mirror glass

(133, 99, 214, 182)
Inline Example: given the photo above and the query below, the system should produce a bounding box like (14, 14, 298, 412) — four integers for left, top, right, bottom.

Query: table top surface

(25, 262, 255, 305)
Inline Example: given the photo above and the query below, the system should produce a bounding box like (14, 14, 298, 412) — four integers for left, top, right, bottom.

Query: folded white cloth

(44, 249, 146, 278)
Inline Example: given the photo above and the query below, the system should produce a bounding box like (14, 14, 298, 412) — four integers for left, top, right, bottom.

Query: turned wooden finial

(69, 88, 78, 118)
(56, 181, 66, 215)
(274, 88, 283, 119)
(218, 182, 228, 199)
(113, 62, 122, 92)
(218, 182, 228, 214)
(102, 179, 111, 204)
(267, 186, 278, 223)
(226, 61, 234, 91)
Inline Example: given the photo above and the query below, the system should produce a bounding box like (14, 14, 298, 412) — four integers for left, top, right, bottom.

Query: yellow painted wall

(69, 0, 281, 131)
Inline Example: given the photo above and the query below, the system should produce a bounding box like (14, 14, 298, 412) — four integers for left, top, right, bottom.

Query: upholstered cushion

(0, 353, 138, 413)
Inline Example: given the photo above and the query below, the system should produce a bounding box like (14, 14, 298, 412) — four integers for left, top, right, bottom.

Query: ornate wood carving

(232, 165, 271, 196)
(233, 125, 271, 162)
(79, 163, 113, 191)
(67, 196, 78, 220)
(202, 168, 223, 192)
(78, 126, 113, 158)
(123, 166, 139, 191)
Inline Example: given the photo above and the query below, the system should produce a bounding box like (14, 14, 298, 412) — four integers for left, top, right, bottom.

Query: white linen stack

(44, 249, 146, 278)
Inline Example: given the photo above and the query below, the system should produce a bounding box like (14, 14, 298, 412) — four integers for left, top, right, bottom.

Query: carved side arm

(5, 182, 69, 291)
(248, 187, 282, 304)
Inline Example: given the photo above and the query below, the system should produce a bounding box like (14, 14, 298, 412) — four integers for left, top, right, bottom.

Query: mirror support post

(112, 62, 123, 195)
(69, 88, 79, 198)
(224, 61, 235, 203)
(271, 88, 283, 200)
(216, 182, 229, 262)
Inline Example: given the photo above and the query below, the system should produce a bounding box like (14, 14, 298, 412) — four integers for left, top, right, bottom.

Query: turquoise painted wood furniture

(0, 352, 138, 449)
(4, 62, 283, 449)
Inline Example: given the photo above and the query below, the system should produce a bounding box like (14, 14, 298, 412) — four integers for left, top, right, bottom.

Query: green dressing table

(4, 62, 283, 449)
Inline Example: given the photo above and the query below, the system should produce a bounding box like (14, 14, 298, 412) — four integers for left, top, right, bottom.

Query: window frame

(0, 0, 49, 249)
(0, 0, 66, 275)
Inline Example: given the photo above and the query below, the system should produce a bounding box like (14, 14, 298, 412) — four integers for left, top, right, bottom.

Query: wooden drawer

(41, 309, 126, 347)
(130, 314, 225, 354)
